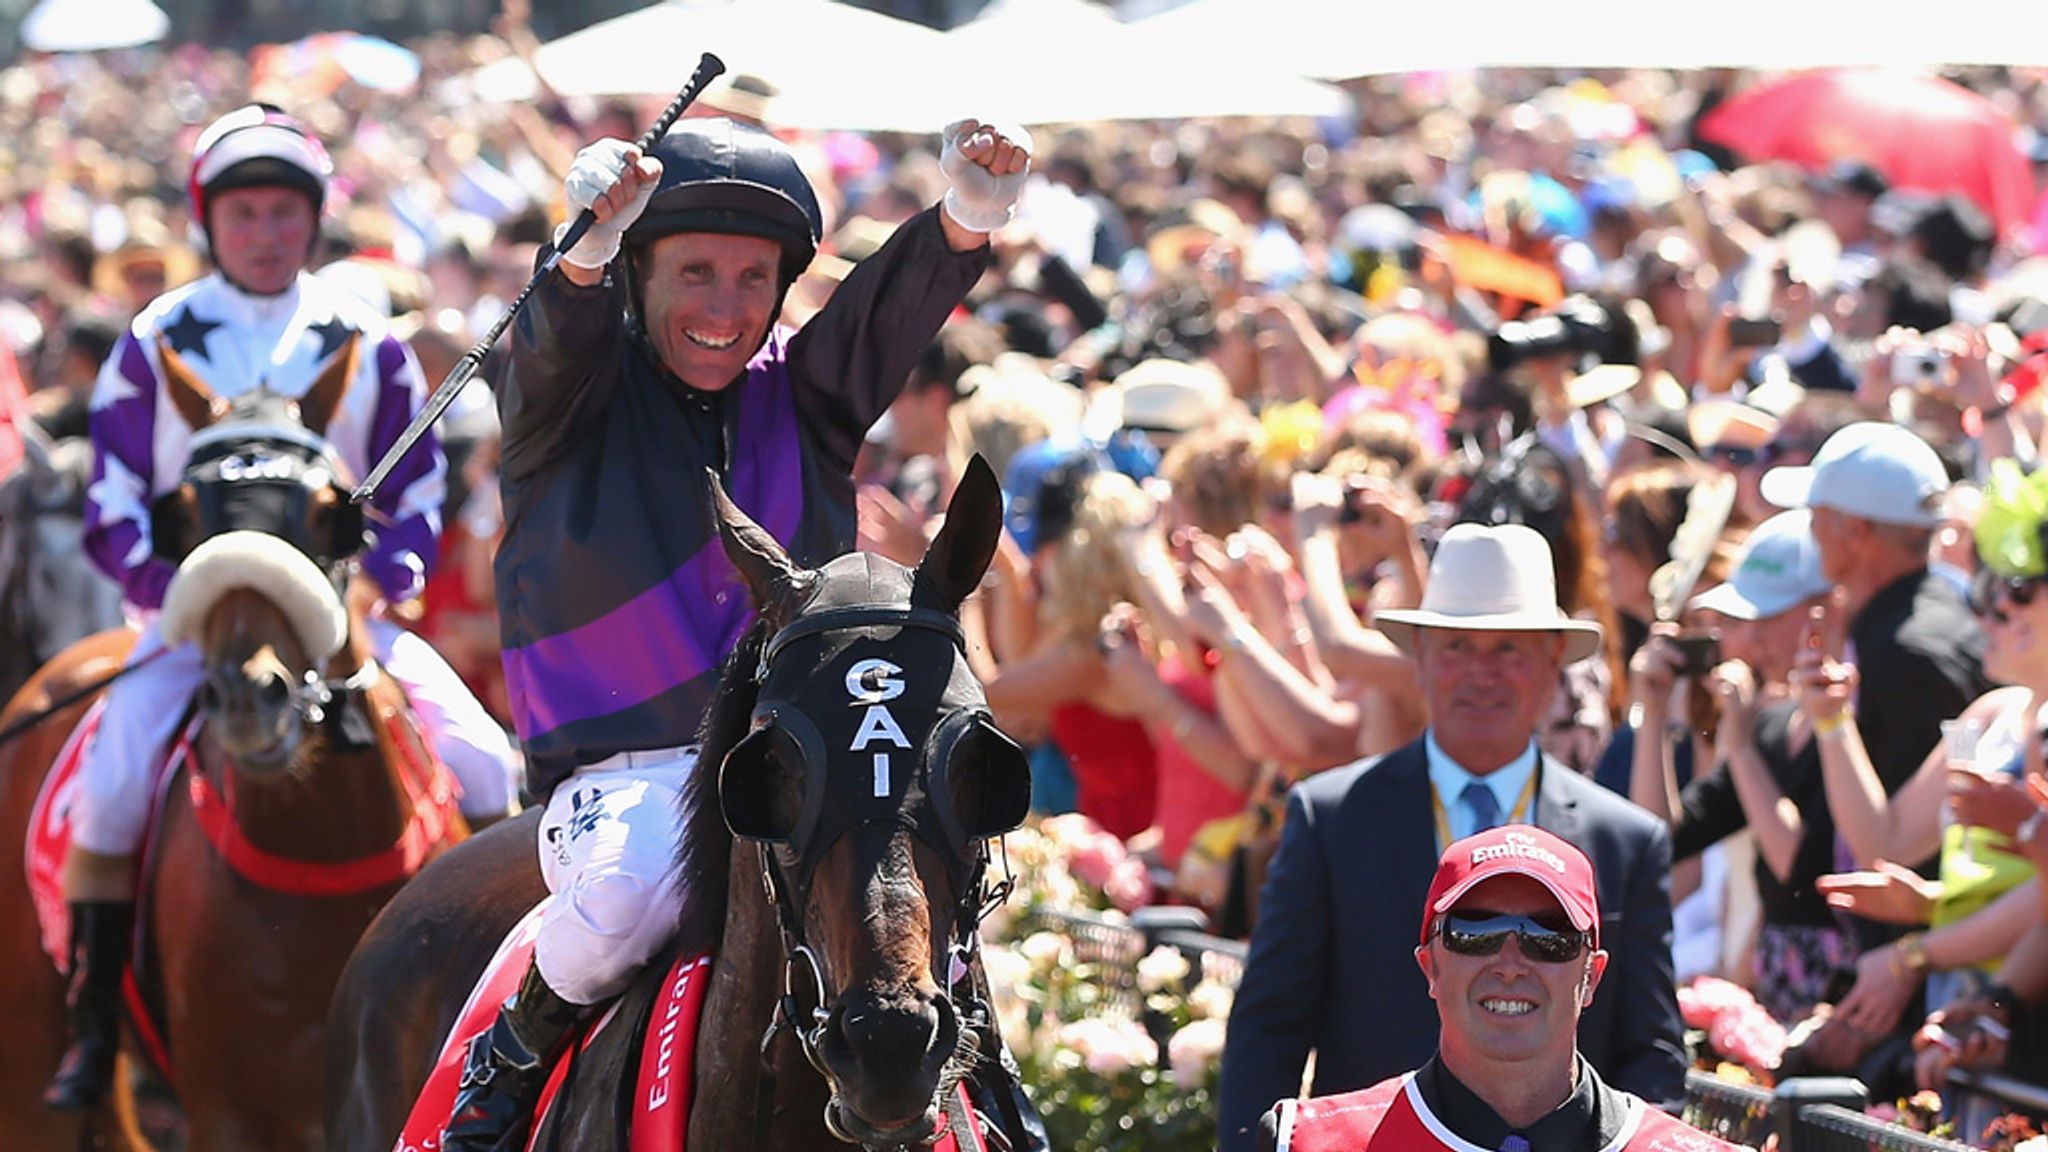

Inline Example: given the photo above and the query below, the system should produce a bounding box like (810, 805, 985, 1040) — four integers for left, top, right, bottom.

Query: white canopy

(515, 0, 1349, 131)
(526, 0, 955, 133)
(1132, 0, 2048, 80)
(946, 0, 1351, 125)
(21, 0, 168, 53)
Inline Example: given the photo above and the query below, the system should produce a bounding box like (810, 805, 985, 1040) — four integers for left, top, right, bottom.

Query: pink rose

(1104, 858, 1154, 912)
(1167, 1018, 1227, 1088)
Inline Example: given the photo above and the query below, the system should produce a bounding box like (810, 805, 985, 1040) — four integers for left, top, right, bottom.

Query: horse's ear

(157, 339, 219, 431)
(709, 468, 802, 615)
(912, 454, 1001, 613)
(149, 484, 199, 563)
(298, 332, 359, 438)
(307, 483, 365, 563)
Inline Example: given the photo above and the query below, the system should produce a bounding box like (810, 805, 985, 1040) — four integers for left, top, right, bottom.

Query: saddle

(396, 901, 995, 1152)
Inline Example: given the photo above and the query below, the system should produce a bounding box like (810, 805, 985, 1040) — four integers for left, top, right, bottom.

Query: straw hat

(92, 216, 199, 300)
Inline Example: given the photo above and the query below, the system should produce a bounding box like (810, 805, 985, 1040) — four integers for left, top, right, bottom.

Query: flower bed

(982, 815, 1234, 1151)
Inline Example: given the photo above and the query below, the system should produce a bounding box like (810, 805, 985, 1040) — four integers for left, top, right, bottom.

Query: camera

(1671, 632, 1721, 677)
(1891, 339, 1949, 388)
(1487, 295, 1638, 373)
(1726, 316, 1782, 348)
(1336, 479, 1378, 525)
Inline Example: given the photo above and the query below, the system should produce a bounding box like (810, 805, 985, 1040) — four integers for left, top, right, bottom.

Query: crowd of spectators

(7, 12, 2048, 1144)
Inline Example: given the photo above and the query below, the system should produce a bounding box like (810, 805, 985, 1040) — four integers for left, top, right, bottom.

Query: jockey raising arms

(438, 118, 1030, 1149)
(51, 104, 520, 1111)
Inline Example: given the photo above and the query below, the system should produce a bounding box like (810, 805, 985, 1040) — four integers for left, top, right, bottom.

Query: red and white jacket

(1265, 1071, 1743, 1152)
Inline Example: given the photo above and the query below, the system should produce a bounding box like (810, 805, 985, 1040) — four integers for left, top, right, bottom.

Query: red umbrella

(1699, 68, 2033, 237)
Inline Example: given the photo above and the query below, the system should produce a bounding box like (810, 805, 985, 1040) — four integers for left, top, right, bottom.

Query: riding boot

(43, 900, 135, 1111)
(442, 959, 586, 1151)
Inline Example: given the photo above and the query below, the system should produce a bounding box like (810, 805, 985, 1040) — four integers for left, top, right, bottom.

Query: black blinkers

(718, 616, 1031, 877)
(151, 425, 364, 570)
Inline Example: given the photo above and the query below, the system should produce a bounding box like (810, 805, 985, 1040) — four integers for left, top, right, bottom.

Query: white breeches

(533, 749, 694, 1006)
(69, 617, 521, 856)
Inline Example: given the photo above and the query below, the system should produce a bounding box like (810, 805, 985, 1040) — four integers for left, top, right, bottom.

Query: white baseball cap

(1759, 421, 1948, 528)
(1689, 510, 1832, 621)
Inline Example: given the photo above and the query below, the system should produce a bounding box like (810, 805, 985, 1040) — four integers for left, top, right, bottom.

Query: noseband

(745, 604, 1012, 1152)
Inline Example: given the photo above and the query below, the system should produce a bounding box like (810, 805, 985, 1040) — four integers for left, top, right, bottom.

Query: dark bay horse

(0, 347, 468, 1150)
(328, 458, 1032, 1151)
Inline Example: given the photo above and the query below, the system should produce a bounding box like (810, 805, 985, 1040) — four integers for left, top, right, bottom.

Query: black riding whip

(0, 646, 171, 751)
(351, 51, 727, 505)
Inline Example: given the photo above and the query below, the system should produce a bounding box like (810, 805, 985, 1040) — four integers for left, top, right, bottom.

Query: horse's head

(712, 456, 1031, 1147)
(159, 530, 349, 768)
(147, 337, 367, 769)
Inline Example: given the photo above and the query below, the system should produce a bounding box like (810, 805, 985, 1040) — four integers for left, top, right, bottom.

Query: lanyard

(1430, 768, 1539, 852)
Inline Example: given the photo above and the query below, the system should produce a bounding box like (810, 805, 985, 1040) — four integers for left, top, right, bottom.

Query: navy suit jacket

(1215, 738, 1687, 1152)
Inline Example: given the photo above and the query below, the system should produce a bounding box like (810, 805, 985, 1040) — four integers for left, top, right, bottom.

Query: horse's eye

(719, 727, 805, 842)
(947, 719, 1031, 841)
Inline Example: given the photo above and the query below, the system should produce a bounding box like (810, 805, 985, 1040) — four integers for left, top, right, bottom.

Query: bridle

(740, 604, 1016, 1152)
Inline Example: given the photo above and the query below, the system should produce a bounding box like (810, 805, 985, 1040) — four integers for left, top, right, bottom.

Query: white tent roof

(527, 0, 954, 133)
(947, 0, 1351, 124)
(520, 0, 1349, 131)
(1133, 0, 2048, 80)
(21, 0, 168, 53)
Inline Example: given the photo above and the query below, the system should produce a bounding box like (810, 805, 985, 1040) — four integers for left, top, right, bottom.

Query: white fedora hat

(1376, 523, 1603, 663)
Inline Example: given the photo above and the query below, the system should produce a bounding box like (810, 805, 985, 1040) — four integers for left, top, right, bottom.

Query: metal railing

(1683, 1072, 1994, 1151)
(1793, 1103, 1979, 1152)
(1683, 1069, 1776, 1147)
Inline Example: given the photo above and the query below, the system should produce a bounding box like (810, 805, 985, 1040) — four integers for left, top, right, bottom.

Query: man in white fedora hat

(1219, 523, 1685, 1152)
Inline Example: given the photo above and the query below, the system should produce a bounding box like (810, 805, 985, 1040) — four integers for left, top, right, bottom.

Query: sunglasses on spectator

(1757, 439, 1824, 466)
(1433, 912, 1590, 964)
(1970, 567, 2048, 618)
(1703, 443, 1762, 468)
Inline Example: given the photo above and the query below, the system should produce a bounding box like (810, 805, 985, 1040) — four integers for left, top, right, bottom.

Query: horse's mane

(670, 620, 765, 955)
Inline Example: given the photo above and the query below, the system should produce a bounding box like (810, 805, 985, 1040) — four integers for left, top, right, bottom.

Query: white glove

(555, 138, 656, 269)
(940, 119, 1032, 233)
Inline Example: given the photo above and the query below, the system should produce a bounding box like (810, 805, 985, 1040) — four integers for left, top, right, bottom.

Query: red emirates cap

(1421, 824, 1599, 948)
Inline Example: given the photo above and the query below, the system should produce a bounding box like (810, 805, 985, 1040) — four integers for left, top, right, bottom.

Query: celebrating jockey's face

(640, 231, 782, 392)
(210, 185, 317, 296)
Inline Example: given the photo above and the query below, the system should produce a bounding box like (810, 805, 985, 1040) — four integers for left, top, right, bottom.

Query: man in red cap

(1259, 825, 1738, 1151)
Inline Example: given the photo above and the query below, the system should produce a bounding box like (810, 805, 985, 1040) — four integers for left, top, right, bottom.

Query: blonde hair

(1159, 418, 1270, 538)
(1039, 472, 1151, 642)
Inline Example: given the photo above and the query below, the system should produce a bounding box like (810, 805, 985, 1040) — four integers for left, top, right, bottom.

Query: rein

(186, 661, 459, 896)
(744, 605, 1004, 1152)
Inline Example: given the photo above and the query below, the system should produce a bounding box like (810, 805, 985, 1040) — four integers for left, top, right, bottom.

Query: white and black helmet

(186, 104, 332, 249)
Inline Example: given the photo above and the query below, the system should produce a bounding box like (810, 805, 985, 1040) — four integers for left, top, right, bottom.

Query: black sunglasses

(1704, 443, 1761, 469)
(1435, 912, 1590, 965)
(1758, 439, 1824, 467)
(1970, 567, 2048, 619)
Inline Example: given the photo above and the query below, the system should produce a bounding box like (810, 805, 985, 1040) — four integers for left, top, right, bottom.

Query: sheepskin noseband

(160, 530, 347, 661)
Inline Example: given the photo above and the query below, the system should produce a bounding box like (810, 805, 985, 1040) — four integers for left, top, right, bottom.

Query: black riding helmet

(619, 118, 824, 350)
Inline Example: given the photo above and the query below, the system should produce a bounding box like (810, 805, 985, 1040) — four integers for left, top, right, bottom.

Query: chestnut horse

(0, 354, 467, 1150)
(328, 459, 1034, 1151)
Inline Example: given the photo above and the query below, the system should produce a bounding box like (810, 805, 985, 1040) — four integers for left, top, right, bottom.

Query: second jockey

(439, 117, 1031, 1149)
(54, 103, 520, 1110)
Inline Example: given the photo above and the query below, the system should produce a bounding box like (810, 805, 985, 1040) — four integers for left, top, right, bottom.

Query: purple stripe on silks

(364, 337, 442, 522)
(361, 336, 444, 601)
(503, 545, 754, 737)
(732, 330, 804, 552)
(503, 340, 806, 739)
(83, 335, 168, 605)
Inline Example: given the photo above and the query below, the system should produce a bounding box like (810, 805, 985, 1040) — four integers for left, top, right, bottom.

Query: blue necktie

(1462, 781, 1502, 835)
(1501, 1135, 1532, 1152)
